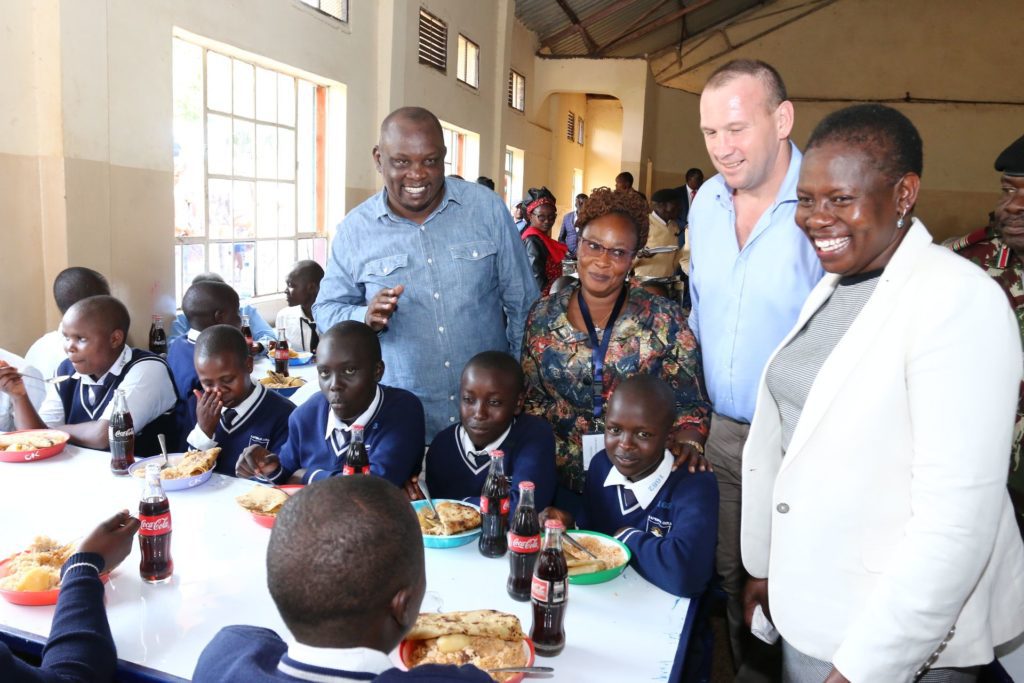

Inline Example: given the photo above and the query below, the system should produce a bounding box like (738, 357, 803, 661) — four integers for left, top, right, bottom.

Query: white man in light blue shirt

(687, 59, 823, 677)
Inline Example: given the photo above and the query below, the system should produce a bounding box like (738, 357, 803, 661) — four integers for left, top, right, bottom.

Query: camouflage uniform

(950, 226, 1024, 535)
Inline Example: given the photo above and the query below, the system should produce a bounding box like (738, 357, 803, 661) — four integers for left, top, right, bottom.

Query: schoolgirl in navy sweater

(418, 351, 556, 509)
(237, 321, 424, 487)
(543, 376, 718, 598)
(185, 326, 294, 475)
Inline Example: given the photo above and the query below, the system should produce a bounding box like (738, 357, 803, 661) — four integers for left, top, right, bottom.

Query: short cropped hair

(195, 325, 249, 367)
(53, 267, 110, 314)
(805, 104, 923, 182)
(323, 321, 382, 364)
(576, 187, 651, 251)
(685, 168, 703, 181)
(615, 171, 634, 187)
(380, 107, 443, 142)
(291, 260, 325, 285)
(70, 295, 130, 336)
(267, 476, 424, 631)
(612, 375, 676, 429)
(705, 59, 788, 110)
(463, 351, 525, 393)
(182, 281, 240, 330)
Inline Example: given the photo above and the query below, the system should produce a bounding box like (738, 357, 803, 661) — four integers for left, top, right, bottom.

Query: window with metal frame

(456, 35, 479, 88)
(172, 37, 328, 305)
(418, 9, 448, 73)
(298, 0, 348, 22)
(507, 70, 525, 111)
(576, 117, 585, 145)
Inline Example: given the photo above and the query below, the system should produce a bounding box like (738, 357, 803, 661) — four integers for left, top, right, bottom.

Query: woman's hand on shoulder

(669, 430, 711, 473)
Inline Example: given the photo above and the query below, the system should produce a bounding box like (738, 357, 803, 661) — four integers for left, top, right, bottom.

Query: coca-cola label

(342, 465, 370, 476)
(139, 512, 172, 536)
(480, 497, 510, 515)
(508, 533, 540, 553)
(275, 347, 289, 360)
(111, 428, 134, 439)
(531, 576, 567, 604)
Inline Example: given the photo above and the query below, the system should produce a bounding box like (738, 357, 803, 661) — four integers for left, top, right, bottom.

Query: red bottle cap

(489, 450, 505, 458)
(519, 481, 535, 491)
(544, 519, 565, 530)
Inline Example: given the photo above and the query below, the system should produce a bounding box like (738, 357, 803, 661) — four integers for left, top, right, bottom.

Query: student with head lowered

(237, 321, 424, 486)
(187, 325, 294, 476)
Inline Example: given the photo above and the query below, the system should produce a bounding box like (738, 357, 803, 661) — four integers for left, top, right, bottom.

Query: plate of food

(0, 429, 71, 463)
(398, 610, 534, 683)
(236, 484, 304, 528)
(565, 530, 631, 585)
(267, 348, 314, 366)
(0, 536, 109, 606)
(412, 499, 482, 548)
(128, 447, 220, 490)
(258, 370, 307, 398)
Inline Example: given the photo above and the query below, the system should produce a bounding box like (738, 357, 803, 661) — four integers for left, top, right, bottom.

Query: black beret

(995, 134, 1024, 176)
(651, 188, 678, 203)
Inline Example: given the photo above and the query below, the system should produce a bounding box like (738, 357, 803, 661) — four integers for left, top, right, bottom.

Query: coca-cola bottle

(342, 425, 370, 475)
(240, 314, 254, 348)
(478, 450, 510, 558)
(139, 463, 174, 583)
(108, 389, 135, 475)
(507, 481, 541, 601)
(530, 519, 568, 656)
(274, 327, 290, 376)
(148, 315, 167, 357)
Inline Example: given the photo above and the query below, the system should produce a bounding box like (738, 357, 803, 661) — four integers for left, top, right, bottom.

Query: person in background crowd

(635, 188, 684, 281)
(275, 260, 325, 353)
(0, 349, 45, 431)
(0, 510, 139, 683)
(689, 58, 823, 677)
(521, 186, 568, 296)
(192, 476, 492, 682)
(674, 167, 705, 233)
(521, 187, 709, 518)
(949, 132, 1024, 538)
(558, 193, 587, 256)
(475, 176, 495, 190)
(169, 272, 275, 354)
(615, 171, 634, 192)
(25, 267, 110, 384)
(312, 106, 537, 440)
(513, 201, 527, 232)
(743, 103, 1024, 683)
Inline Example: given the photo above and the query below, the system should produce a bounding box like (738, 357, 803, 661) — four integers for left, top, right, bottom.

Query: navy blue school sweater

(0, 553, 116, 683)
(187, 384, 294, 476)
(579, 450, 719, 598)
(424, 415, 556, 510)
(275, 386, 424, 487)
(55, 348, 178, 456)
(167, 334, 200, 446)
(192, 625, 493, 682)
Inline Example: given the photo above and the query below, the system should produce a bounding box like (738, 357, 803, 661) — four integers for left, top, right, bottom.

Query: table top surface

(0, 382, 689, 680)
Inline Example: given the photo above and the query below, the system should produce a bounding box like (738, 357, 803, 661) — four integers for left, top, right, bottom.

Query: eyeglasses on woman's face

(579, 238, 635, 263)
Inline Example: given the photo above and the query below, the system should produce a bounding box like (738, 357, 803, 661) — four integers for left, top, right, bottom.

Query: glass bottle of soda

(108, 389, 135, 475)
(148, 315, 167, 357)
(478, 450, 510, 558)
(274, 327, 290, 376)
(530, 519, 568, 656)
(139, 463, 174, 583)
(507, 481, 540, 601)
(240, 314, 254, 348)
(342, 425, 370, 475)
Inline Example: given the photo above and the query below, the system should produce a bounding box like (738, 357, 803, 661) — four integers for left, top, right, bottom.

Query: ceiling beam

(553, 0, 600, 54)
(540, 0, 637, 50)
(595, 0, 717, 56)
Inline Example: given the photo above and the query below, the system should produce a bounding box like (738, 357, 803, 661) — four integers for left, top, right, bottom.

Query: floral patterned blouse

(521, 281, 710, 493)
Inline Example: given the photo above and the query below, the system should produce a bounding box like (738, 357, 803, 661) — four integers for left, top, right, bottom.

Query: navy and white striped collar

(604, 450, 674, 513)
(456, 421, 513, 475)
(278, 643, 390, 682)
(219, 383, 266, 434)
(324, 385, 383, 440)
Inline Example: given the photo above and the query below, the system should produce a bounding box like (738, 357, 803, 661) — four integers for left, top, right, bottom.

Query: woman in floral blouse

(521, 187, 710, 510)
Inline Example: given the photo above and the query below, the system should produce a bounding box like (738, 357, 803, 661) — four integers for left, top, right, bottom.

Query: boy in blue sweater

(193, 476, 491, 682)
(167, 281, 241, 446)
(542, 375, 718, 598)
(186, 325, 294, 476)
(409, 351, 556, 510)
(237, 321, 424, 487)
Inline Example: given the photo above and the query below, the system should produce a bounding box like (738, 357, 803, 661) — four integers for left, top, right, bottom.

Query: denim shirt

(313, 178, 539, 439)
(687, 143, 824, 423)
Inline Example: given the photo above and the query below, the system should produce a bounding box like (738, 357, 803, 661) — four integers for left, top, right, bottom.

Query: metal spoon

(418, 481, 439, 520)
(487, 666, 554, 674)
(563, 533, 600, 561)
(157, 434, 171, 471)
(18, 373, 73, 384)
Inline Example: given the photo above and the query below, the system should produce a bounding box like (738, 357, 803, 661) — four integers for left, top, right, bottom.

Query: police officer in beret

(950, 133, 1024, 538)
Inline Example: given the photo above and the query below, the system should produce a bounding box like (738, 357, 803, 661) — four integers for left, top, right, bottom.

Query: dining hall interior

(2, 0, 1024, 681)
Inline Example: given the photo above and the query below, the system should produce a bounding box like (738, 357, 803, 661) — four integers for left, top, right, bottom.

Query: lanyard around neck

(577, 284, 629, 422)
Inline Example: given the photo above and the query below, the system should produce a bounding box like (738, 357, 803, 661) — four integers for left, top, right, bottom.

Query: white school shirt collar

(221, 382, 264, 425)
(457, 421, 514, 475)
(603, 450, 674, 511)
(283, 642, 391, 680)
(323, 385, 383, 440)
(186, 328, 201, 342)
(73, 345, 132, 385)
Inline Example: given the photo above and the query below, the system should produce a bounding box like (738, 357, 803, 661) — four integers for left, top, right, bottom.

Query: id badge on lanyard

(578, 286, 628, 471)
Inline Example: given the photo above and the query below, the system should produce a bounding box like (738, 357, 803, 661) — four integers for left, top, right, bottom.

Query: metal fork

(18, 373, 73, 385)
(563, 533, 600, 560)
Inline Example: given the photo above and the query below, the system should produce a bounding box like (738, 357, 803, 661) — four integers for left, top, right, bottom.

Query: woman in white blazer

(741, 104, 1024, 682)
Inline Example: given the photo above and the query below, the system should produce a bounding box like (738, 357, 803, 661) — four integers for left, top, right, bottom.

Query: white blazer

(741, 220, 1024, 681)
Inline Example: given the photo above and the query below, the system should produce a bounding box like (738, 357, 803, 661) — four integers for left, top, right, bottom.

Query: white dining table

(0, 443, 693, 681)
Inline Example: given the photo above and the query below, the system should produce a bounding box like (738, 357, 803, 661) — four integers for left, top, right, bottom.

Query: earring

(896, 210, 906, 229)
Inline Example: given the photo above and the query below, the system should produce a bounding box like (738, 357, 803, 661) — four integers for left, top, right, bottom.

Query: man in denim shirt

(313, 107, 538, 440)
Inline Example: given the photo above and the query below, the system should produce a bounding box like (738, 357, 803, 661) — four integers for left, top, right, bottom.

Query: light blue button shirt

(687, 143, 824, 423)
(313, 178, 539, 439)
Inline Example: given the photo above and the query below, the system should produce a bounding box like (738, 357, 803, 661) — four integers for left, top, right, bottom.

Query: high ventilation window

(508, 70, 525, 111)
(418, 9, 448, 73)
(567, 111, 576, 141)
(298, 0, 348, 22)
(576, 117, 585, 145)
(457, 35, 479, 88)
